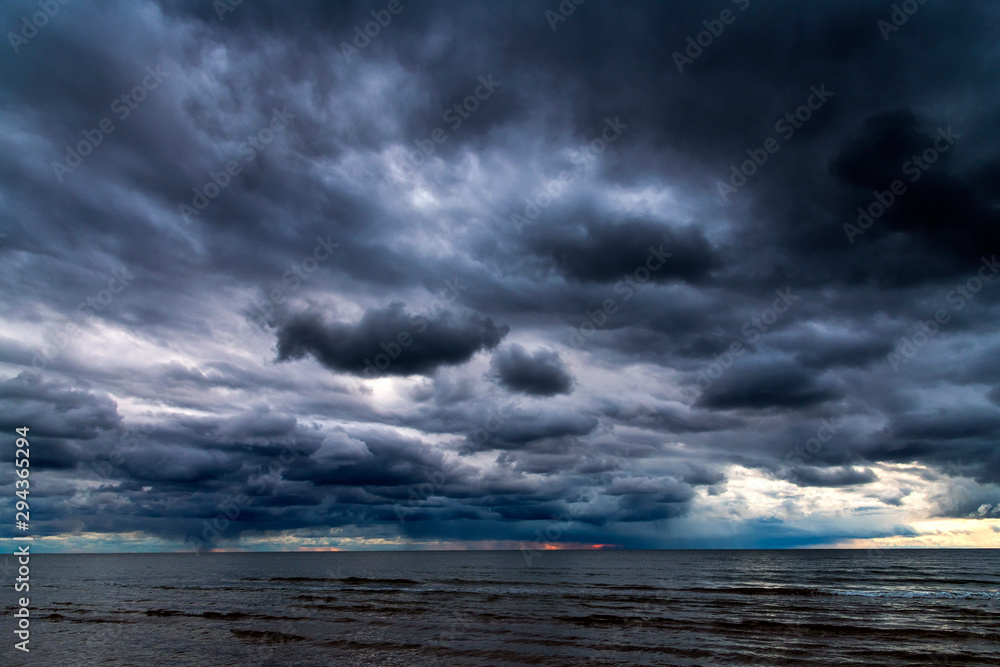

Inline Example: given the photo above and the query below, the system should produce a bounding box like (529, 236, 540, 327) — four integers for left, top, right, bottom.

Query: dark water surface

(3, 550, 999, 666)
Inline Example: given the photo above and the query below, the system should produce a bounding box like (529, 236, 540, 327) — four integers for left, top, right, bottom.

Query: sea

(2, 549, 999, 666)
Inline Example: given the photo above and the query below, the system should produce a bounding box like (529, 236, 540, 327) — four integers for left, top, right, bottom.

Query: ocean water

(3, 549, 999, 666)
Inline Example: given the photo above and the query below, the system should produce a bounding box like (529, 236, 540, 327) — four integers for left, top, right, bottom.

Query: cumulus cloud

(275, 303, 509, 377)
(786, 466, 879, 488)
(696, 362, 843, 411)
(489, 344, 574, 396)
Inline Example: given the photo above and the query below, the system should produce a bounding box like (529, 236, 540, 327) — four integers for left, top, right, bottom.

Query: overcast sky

(2, 0, 999, 552)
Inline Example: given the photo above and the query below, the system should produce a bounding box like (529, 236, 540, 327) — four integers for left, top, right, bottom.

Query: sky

(1, 0, 999, 552)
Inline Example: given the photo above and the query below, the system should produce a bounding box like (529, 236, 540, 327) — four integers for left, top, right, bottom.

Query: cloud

(0, 373, 120, 439)
(605, 477, 695, 522)
(462, 407, 600, 453)
(829, 110, 930, 191)
(524, 218, 714, 284)
(989, 386, 1000, 407)
(489, 344, 574, 396)
(696, 362, 842, 411)
(786, 466, 878, 488)
(275, 303, 509, 376)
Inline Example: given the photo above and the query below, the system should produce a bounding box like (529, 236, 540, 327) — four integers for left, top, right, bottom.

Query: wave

(200, 611, 255, 620)
(679, 586, 833, 597)
(266, 576, 422, 586)
(675, 586, 1000, 600)
(556, 613, 649, 627)
(720, 618, 1000, 641)
(141, 608, 310, 621)
(587, 583, 669, 591)
(293, 594, 338, 602)
(230, 629, 305, 643)
(830, 589, 1000, 599)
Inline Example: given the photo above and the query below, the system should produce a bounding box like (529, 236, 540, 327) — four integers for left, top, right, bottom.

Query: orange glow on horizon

(530, 542, 622, 551)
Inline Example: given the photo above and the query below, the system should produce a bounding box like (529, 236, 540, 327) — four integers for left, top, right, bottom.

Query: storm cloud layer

(1, 0, 999, 551)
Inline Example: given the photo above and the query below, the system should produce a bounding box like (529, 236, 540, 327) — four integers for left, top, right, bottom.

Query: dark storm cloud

(274, 303, 509, 377)
(461, 406, 600, 453)
(489, 344, 574, 396)
(990, 387, 1000, 407)
(120, 443, 242, 484)
(155, 361, 260, 391)
(829, 110, 930, 192)
(890, 410, 1000, 442)
(775, 327, 895, 371)
(696, 362, 843, 411)
(830, 111, 999, 268)
(786, 466, 878, 488)
(930, 485, 1000, 521)
(2, 0, 1000, 549)
(0, 373, 120, 438)
(285, 429, 456, 490)
(524, 219, 714, 285)
(213, 408, 298, 444)
(599, 400, 745, 435)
